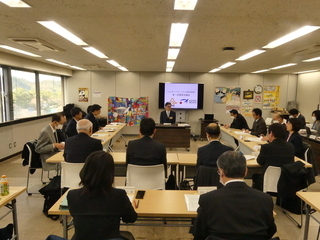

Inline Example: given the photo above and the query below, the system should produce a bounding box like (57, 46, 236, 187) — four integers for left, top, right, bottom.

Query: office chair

(126, 164, 165, 190)
(60, 162, 84, 189)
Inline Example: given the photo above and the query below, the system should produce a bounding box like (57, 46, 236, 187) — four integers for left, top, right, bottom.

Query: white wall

(296, 72, 320, 123)
(65, 71, 298, 135)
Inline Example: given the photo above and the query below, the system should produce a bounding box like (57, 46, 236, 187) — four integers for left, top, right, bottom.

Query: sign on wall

(263, 86, 280, 109)
(78, 88, 89, 102)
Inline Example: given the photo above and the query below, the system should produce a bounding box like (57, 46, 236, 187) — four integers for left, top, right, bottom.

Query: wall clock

(254, 85, 263, 94)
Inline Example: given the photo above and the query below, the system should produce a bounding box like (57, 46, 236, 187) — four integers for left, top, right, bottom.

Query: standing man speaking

(160, 102, 176, 124)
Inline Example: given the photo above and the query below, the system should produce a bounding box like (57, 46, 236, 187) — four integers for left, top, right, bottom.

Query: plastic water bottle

(0, 175, 9, 196)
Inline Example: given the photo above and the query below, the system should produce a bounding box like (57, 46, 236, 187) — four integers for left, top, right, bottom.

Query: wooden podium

(199, 119, 218, 140)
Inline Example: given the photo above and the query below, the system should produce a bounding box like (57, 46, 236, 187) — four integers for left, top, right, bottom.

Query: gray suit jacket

(35, 124, 58, 171)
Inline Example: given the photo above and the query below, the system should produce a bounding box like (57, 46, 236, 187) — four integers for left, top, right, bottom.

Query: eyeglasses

(217, 170, 221, 175)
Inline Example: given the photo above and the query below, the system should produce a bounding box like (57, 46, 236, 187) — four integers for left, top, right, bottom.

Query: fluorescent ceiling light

(169, 23, 189, 47)
(302, 56, 320, 62)
(0, 0, 30, 7)
(107, 60, 121, 67)
(174, 0, 198, 10)
(83, 47, 108, 58)
(270, 63, 297, 70)
(46, 59, 69, 66)
(263, 26, 320, 49)
(166, 68, 173, 72)
(236, 50, 266, 61)
(219, 62, 236, 69)
(209, 68, 221, 73)
(0, 45, 41, 57)
(70, 66, 86, 70)
(167, 48, 180, 60)
(293, 70, 319, 74)
(118, 66, 129, 71)
(251, 69, 270, 73)
(38, 21, 88, 46)
(166, 61, 175, 68)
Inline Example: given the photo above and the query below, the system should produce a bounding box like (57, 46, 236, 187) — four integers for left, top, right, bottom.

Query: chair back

(194, 166, 223, 190)
(263, 166, 281, 193)
(126, 164, 165, 190)
(61, 162, 84, 189)
(265, 117, 273, 126)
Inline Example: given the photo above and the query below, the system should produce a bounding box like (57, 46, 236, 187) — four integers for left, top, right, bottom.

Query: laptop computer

(204, 114, 214, 120)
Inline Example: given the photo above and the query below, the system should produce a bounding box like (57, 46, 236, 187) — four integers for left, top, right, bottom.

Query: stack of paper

(184, 194, 200, 212)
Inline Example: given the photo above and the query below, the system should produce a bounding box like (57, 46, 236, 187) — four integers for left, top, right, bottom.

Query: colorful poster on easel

(263, 86, 280, 109)
(108, 96, 148, 126)
(241, 100, 254, 116)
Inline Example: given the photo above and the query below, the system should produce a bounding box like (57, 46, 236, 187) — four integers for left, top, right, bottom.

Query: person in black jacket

(67, 151, 137, 240)
(160, 102, 176, 124)
(84, 104, 101, 133)
(289, 108, 306, 129)
(192, 151, 277, 240)
(286, 118, 304, 159)
(225, 109, 249, 130)
(65, 107, 83, 137)
(245, 108, 267, 136)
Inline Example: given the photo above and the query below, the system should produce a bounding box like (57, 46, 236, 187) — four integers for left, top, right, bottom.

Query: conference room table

(49, 189, 198, 239)
(0, 186, 26, 240)
(296, 192, 320, 240)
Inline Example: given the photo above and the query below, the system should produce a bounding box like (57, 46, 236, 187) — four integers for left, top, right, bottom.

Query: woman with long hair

(286, 118, 304, 159)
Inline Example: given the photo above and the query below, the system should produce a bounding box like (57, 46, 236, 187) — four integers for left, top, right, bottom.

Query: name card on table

(309, 135, 317, 140)
(197, 186, 217, 195)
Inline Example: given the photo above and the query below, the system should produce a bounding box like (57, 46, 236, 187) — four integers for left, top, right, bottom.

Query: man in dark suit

(35, 113, 66, 171)
(289, 108, 306, 129)
(196, 123, 233, 168)
(160, 102, 176, 124)
(246, 108, 267, 136)
(225, 109, 249, 130)
(253, 123, 295, 190)
(192, 151, 277, 240)
(126, 117, 167, 170)
(65, 107, 83, 137)
(64, 119, 102, 163)
(84, 104, 102, 133)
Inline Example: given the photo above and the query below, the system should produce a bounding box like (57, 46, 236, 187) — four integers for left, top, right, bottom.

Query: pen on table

(133, 200, 139, 209)
(136, 200, 140, 208)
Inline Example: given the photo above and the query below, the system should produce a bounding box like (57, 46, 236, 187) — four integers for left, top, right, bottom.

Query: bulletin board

(108, 96, 149, 126)
(263, 86, 280, 109)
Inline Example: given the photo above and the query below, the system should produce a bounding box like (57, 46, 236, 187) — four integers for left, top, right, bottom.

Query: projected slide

(164, 83, 198, 109)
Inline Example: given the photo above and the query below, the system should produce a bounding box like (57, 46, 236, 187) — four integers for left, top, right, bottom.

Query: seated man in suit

(245, 108, 267, 136)
(64, 119, 103, 163)
(196, 123, 233, 168)
(192, 151, 277, 240)
(252, 123, 295, 190)
(289, 108, 306, 129)
(65, 107, 83, 137)
(126, 117, 167, 170)
(35, 113, 66, 171)
(160, 102, 176, 124)
(84, 104, 102, 133)
(224, 109, 249, 130)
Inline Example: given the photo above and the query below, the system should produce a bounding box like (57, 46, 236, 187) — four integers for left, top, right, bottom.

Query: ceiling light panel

(0, 0, 30, 7)
(166, 68, 173, 72)
(236, 50, 266, 61)
(270, 63, 297, 69)
(70, 66, 86, 70)
(167, 48, 180, 60)
(251, 69, 270, 73)
(209, 68, 221, 73)
(46, 59, 69, 66)
(169, 23, 189, 47)
(293, 70, 319, 74)
(0, 45, 41, 57)
(83, 47, 108, 58)
(118, 67, 128, 71)
(219, 62, 236, 69)
(263, 26, 320, 49)
(166, 61, 175, 68)
(107, 60, 121, 67)
(174, 0, 198, 10)
(38, 21, 88, 46)
(302, 56, 320, 62)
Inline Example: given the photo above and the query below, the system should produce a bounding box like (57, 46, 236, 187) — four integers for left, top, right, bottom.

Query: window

(11, 69, 37, 120)
(39, 74, 63, 115)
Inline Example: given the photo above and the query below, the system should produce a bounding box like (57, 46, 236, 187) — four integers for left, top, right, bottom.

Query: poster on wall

(263, 86, 280, 109)
(254, 95, 262, 103)
(78, 88, 89, 102)
(214, 87, 241, 103)
(226, 101, 240, 114)
(241, 100, 254, 117)
(108, 96, 148, 126)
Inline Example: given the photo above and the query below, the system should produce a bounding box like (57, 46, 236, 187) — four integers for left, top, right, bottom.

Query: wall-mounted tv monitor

(158, 82, 204, 109)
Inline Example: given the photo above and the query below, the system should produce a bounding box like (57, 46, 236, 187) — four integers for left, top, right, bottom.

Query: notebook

(59, 194, 69, 210)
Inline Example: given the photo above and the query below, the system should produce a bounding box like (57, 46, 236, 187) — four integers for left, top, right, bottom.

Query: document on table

(244, 155, 255, 160)
(184, 194, 200, 212)
(245, 137, 266, 142)
(234, 131, 250, 135)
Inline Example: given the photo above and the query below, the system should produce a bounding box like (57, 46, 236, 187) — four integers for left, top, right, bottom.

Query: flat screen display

(158, 83, 204, 109)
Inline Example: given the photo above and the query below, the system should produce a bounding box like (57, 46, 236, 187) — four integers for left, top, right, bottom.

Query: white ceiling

(1, 0, 320, 74)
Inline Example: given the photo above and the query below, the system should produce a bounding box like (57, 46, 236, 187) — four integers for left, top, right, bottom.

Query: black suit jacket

(84, 112, 99, 133)
(126, 136, 167, 170)
(257, 138, 295, 173)
(64, 133, 103, 163)
(251, 117, 267, 136)
(196, 141, 233, 168)
(192, 181, 276, 240)
(230, 114, 249, 130)
(287, 132, 304, 159)
(160, 110, 176, 124)
(65, 118, 78, 137)
(297, 114, 306, 129)
(67, 188, 137, 240)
